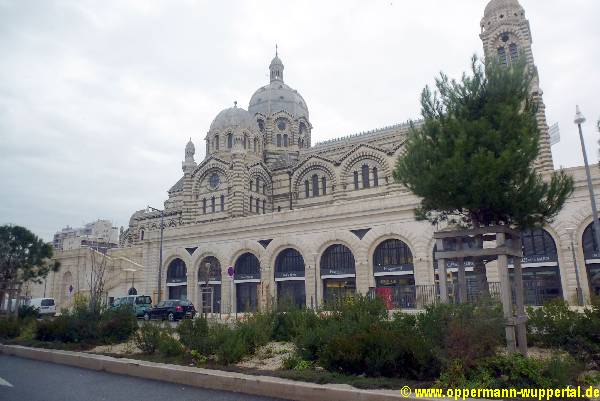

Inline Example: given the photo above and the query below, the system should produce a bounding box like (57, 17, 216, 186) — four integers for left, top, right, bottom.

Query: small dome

(249, 82, 309, 119)
(185, 138, 195, 154)
(484, 0, 523, 17)
(209, 104, 254, 132)
(270, 55, 283, 68)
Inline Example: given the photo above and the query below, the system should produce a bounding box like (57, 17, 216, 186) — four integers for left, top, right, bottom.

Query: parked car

(112, 295, 153, 318)
(27, 298, 56, 317)
(143, 299, 196, 321)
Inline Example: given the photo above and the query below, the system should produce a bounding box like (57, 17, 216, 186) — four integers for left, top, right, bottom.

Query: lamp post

(566, 228, 584, 306)
(147, 205, 165, 303)
(575, 106, 600, 253)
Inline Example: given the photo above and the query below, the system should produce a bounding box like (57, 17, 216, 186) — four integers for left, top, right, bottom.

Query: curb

(0, 344, 432, 401)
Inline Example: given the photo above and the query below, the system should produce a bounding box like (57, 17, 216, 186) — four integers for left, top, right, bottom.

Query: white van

(27, 298, 56, 317)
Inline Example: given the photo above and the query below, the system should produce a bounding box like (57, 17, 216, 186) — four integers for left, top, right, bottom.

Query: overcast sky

(1, 0, 599, 241)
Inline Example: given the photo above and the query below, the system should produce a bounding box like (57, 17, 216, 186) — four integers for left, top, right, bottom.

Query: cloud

(1, 0, 598, 241)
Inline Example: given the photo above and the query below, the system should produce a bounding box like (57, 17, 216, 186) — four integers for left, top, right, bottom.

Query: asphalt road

(0, 354, 285, 401)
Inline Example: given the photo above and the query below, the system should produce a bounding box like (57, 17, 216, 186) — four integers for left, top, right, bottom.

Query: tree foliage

(0, 225, 59, 284)
(394, 57, 573, 229)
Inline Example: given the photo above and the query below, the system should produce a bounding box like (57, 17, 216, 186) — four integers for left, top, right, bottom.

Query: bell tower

(480, 0, 554, 172)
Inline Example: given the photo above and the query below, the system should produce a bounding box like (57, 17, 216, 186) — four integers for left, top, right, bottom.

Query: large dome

(248, 81, 309, 119)
(484, 0, 523, 17)
(209, 104, 255, 132)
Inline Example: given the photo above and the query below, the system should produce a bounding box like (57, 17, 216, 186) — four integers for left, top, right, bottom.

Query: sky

(1, 0, 599, 242)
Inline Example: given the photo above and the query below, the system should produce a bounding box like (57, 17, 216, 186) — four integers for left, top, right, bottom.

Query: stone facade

(32, 0, 600, 312)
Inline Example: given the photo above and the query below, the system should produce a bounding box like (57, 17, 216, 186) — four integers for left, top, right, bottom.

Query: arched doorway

(62, 271, 73, 306)
(373, 239, 415, 308)
(274, 248, 305, 308)
(515, 228, 562, 305)
(583, 223, 600, 297)
(320, 244, 356, 305)
(234, 253, 260, 312)
(198, 256, 222, 313)
(166, 258, 187, 300)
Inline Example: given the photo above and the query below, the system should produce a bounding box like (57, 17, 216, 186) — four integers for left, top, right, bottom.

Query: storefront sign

(167, 277, 186, 284)
(522, 254, 556, 264)
(321, 267, 355, 277)
(373, 264, 413, 274)
(234, 272, 260, 281)
(275, 270, 305, 279)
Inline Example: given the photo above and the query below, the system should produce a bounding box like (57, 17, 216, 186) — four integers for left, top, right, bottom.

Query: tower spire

(275, 43, 278, 57)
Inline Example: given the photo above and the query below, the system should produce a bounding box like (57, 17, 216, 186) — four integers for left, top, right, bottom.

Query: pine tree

(394, 57, 573, 230)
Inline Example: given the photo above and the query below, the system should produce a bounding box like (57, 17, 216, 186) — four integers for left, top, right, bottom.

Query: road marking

(0, 376, 13, 387)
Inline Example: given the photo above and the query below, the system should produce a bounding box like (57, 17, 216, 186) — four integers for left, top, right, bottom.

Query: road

(0, 354, 285, 401)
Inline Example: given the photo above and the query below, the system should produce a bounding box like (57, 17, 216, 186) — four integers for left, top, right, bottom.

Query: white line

(0, 376, 13, 387)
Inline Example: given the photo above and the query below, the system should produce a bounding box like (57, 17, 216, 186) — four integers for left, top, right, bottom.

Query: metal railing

(369, 279, 563, 309)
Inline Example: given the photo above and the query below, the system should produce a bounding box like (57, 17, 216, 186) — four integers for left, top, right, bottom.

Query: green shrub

(17, 319, 37, 341)
(35, 315, 77, 342)
(437, 353, 583, 390)
(235, 312, 274, 354)
(273, 307, 318, 342)
(417, 301, 504, 370)
(99, 306, 137, 344)
(134, 321, 163, 354)
(176, 316, 209, 353)
(19, 305, 40, 320)
(282, 354, 311, 371)
(527, 300, 600, 363)
(157, 333, 184, 358)
(211, 324, 248, 364)
(0, 318, 21, 339)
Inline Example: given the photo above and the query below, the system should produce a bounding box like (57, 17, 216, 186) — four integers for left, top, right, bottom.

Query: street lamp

(566, 227, 584, 306)
(147, 205, 165, 303)
(575, 106, 600, 253)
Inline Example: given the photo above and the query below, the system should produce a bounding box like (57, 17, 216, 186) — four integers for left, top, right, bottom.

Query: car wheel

(143, 313, 150, 321)
(167, 312, 175, 322)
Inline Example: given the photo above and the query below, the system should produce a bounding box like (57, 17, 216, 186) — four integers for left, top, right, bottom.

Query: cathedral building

(40, 0, 600, 313)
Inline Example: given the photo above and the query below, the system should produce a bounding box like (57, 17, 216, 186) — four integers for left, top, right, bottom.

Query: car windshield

(156, 301, 166, 307)
(41, 299, 54, 306)
(136, 296, 151, 305)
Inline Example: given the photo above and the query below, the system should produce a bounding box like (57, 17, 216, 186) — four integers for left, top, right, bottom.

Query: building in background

(53, 220, 119, 252)
(36, 0, 600, 312)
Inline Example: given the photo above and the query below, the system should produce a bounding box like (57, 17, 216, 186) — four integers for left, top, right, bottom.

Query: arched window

(353, 171, 359, 190)
(305, 180, 310, 198)
(250, 196, 253, 212)
(262, 199, 266, 214)
(373, 239, 413, 269)
(275, 248, 305, 278)
(253, 138, 258, 152)
(256, 177, 260, 191)
(583, 223, 600, 258)
(361, 164, 370, 188)
(220, 195, 225, 211)
(215, 135, 219, 150)
(322, 176, 327, 195)
(258, 119, 265, 132)
(227, 133, 233, 149)
(497, 47, 508, 66)
(320, 244, 356, 276)
(211, 197, 215, 213)
(167, 258, 187, 300)
(312, 174, 319, 197)
(521, 228, 557, 258)
(373, 167, 379, 187)
(198, 256, 221, 283)
(202, 199, 206, 214)
(139, 229, 145, 241)
(283, 134, 288, 147)
(256, 198, 260, 214)
(250, 180, 253, 192)
(509, 43, 518, 61)
(263, 184, 266, 195)
(299, 122, 306, 134)
(277, 134, 282, 147)
(243, 134, 248, 149)
(234, 253, 261, 279)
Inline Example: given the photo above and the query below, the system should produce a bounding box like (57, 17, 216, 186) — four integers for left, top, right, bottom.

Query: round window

(277, 120, 286, 131)
(209, 173, 220, 189)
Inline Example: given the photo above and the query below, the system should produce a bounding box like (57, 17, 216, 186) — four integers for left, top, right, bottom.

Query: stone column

(355, 256, 370, 295)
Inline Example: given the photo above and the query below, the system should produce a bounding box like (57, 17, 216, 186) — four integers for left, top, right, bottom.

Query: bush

(19, 305, 40, 320)
(417, 301, 504, 370)
(273, 307, 319, 342)
(211, 324, 248, 364)
(0, 318, 21, 339)
(99, 306, 137, 344)
(134, 321, 163, 354)
(176, 316, 209, 353)
(528, 299, 600, 363)
(235, 312, 274, 354)
(157, 333, 184, 358)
